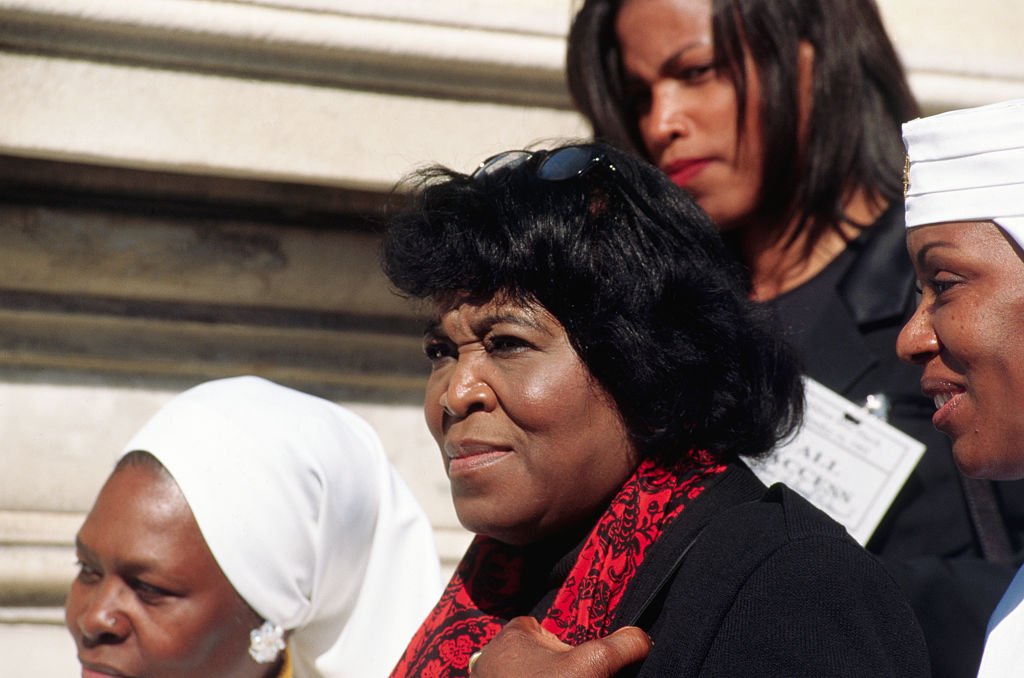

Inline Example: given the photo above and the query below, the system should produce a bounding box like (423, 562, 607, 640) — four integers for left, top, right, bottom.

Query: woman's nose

(640, 83, 691, 152)
(897, 304, 940, 365)
(74, 582, 130, 646)
(439, 359, 496, 418)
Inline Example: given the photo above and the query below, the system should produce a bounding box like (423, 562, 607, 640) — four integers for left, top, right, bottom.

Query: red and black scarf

(390, 452, 727, 678)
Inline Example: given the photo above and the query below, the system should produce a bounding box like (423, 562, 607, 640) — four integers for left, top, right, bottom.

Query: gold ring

(468, 650, 483, 674)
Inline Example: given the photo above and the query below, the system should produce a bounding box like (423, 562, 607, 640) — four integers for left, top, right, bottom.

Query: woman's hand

(470, 616, 651, 678)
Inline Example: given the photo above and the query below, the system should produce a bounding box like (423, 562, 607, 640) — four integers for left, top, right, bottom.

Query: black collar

(837, 201, 916, 326)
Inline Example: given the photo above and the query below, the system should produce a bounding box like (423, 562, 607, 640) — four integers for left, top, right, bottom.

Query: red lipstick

(662, 158, 712, 188)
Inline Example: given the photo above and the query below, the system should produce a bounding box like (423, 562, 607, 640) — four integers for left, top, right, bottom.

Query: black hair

(383, 142, 803, 462)
(566, 0, 920, 249)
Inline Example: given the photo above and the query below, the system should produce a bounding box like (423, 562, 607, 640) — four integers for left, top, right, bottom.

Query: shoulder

(701, 480, 853, 554)
(839, 202, 917, 323)
(635, 479, 930, 676)
(657, 472, 913, 615)
(715, 481, 901, 590)
(840, 201, 916, 320)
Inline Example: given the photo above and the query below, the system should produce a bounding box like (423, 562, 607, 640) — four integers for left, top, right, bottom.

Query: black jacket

(608, 463, 931, 677)
(773, 203, 1024, 678)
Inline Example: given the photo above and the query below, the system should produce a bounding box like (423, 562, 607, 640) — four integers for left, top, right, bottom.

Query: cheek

(154, 602, 255, 674)
(64, 585, 82, 636)
(423, 376, 445, 442)
(512, 366, 589, 431)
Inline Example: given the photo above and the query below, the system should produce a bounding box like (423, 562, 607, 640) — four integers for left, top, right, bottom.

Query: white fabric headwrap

(121, 376, 441, 678)
(902, 98, 1024, 252)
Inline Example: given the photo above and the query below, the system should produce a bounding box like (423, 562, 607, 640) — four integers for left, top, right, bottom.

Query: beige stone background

(1, 0, 1022, 673)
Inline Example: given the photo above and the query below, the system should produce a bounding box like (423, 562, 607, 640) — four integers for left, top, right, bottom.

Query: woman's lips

(931, 391, 964, 433)
(662, 158, 712, 188)
(444, 442, 512, 476)
(80, 662, 133, 678)
(922, 378, 965, 434)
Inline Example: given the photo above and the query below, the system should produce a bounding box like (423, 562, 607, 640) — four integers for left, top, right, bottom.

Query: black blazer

(775, 203, 1024, 678)
(611, 463, 930, 677)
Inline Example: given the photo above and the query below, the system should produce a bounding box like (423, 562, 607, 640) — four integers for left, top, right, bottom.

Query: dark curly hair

(567, 0, 919, 248)
(383, 142, 803, 462)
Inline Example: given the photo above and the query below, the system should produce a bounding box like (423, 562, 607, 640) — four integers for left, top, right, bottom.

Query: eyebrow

(423, 310, 552, 337)
(623, 39, 712, 83)
(74, 534, 178, 583)
(914, 240, 954, 268)
(657, 40, 714, 77)
(74, 535, 92, 558)
(423, 319, 442, 336)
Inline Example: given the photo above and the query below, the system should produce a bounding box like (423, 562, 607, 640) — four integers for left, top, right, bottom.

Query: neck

(739, 187, 886, 301)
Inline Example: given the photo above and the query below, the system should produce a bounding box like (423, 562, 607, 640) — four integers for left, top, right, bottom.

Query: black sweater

(528, 463, 931, 677)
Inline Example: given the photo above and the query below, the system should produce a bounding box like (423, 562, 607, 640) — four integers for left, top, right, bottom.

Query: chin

(457, 511, 521, 545)
(710, 216, 742, 232)
(953, 441, 1024, 481)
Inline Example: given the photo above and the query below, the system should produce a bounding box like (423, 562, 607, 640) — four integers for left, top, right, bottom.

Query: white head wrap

(902, 98, 1024, 252)
(120, 376, 441, 678)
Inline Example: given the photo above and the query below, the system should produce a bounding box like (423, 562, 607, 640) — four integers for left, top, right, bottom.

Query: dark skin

(66, 463, 280, 678)
(471, 617, 652, 678)
(424, 297, 652, 673)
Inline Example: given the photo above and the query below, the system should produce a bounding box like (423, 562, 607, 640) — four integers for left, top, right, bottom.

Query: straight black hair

(567, 0, 920, 249)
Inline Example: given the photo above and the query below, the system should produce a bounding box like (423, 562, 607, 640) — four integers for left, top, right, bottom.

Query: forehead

(79, 464, 220, 578)
(429, 295, 554, 330)
(907, 221, 1015, 260)
(618, 0, 712, 29)
(616, 0, 714, 52)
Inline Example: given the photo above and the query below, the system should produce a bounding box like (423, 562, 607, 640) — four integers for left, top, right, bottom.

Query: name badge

(745, 377, 926, 545)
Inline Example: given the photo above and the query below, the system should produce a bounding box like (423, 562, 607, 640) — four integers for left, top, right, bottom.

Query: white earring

(248, 620, 286, 663)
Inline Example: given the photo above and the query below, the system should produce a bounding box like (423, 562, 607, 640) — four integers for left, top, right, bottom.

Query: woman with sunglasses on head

(899, 99, 1024, 678)
(567, 2, 1024, 674)
(66, 376, 441, 678)
(383, 142, 928, 677)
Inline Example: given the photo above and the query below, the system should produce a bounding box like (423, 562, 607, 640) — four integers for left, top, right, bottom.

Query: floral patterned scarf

(390, 453, 727, 678)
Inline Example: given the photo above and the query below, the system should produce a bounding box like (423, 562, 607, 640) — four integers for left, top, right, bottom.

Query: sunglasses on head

(471, 145, 661, 226)
(471, 145, 620, 182)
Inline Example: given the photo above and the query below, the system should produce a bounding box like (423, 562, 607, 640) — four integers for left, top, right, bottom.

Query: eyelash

(132, 579, 172, 603)
(626, 64, 715, 108)
(423, 335, 531, 362)
(915, 277, 959, 297)
(74, 559, 173, 604)
(488, 335, 530, 353)
(676, 63, 715, 81)
(423, 341, 454, 362)
(75, 559, 99, 583)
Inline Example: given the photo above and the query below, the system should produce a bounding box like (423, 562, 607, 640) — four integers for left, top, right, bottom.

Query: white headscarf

(902, 98, 1024, 251)
(121, 376, 441, 678)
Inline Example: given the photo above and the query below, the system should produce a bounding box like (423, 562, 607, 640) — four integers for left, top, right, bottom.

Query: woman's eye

(132, 579, 173, 604)
(423, 341, 454, 362)
(74, 559, 100, 584)
(926, 275, 961, 296)
(487, 335, 530, 354)
(676, 63, 715, 82)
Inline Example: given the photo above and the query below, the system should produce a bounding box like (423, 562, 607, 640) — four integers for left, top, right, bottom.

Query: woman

(898, 98, 1024, 678)
(383, 142, 929, 676)
(66, 376, 441, 678)
(566, 2, 1024, 673)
